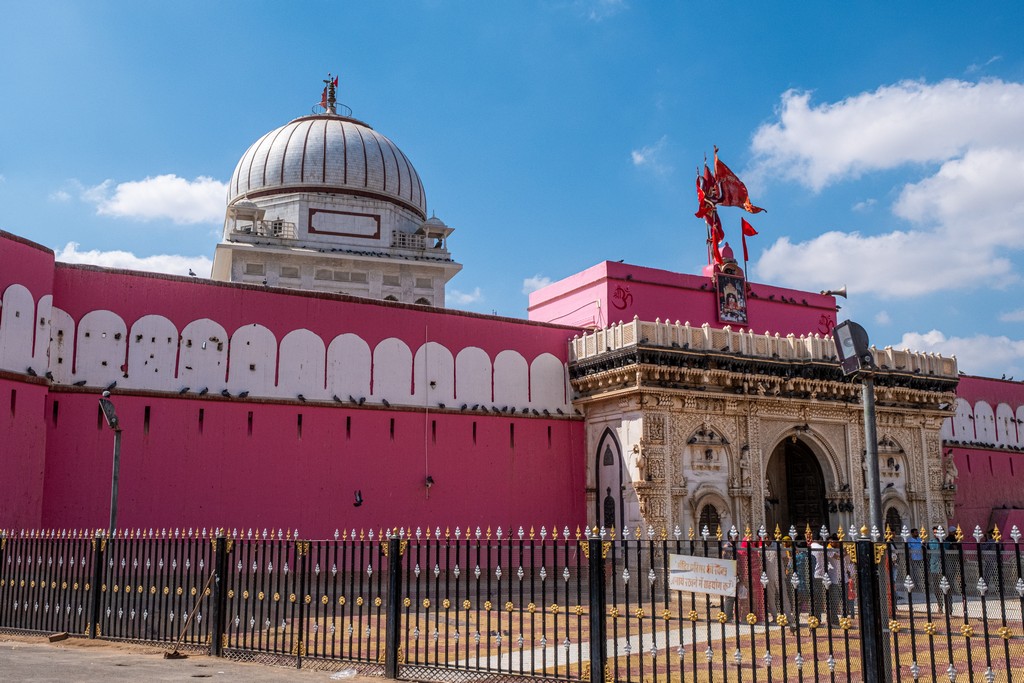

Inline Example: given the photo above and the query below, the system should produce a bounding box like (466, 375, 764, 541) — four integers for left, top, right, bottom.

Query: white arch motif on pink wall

(974, 401, 996, 444)
(412, 341, 455, 405)
(952, 398, 974, 441)
(178, 319, 229, 390)
(0, 284, 36, 373)
(228, 324, 277, 394)
(278, 329, 327, 399)
(529, 352, 568, 409)
(2, 289, 576, 414)
(327, 333, 371, 400)
(74, 310, 127, 386)
(372, 338, 413, 403)
(47, 307, 75, 384)
(126, 315, 179, 391)
(1017, 406, 1024, 448)
(34, 295, 52, 368)
(455, 347, 491, 405)
(493, 350, 528, 408)
(995, 402, 1018, 447)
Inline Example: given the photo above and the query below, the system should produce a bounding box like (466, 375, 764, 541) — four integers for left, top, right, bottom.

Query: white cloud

(55, 242, 212, 277)
(750, 79, 1024, 191)
(899, 329, 1024, 378)
(81, 174, 227, 224)
(575, 0, 627, 21)
(892, 147, 1024, 250)
(966, 56, 1002, 74)
(757, 229, 1014, 298)
(1000, 309, 1024, 323)
(522, 274, 552, 295)
(49, 189, 71, 202)
(874, 311, 891, 325)
(448, 287, 483, 305)
(631, 135, 671, 175)
(851, 198, 876, 212)
(753, 78, 1024, 298)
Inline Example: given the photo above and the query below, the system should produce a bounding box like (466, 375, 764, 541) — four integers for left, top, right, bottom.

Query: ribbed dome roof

(228, 114, 426, 219)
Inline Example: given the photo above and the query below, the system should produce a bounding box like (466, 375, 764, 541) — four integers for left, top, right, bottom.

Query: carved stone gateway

(570, 319, 958, 534)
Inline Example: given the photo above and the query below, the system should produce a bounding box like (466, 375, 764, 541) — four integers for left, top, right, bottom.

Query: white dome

(227, 114, 426, 219)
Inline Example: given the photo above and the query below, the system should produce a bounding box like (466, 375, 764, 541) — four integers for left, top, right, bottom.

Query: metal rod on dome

(324, 74, 337, 115)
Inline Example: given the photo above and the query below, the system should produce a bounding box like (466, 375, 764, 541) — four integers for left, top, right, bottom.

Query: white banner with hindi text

(668, 554, 737, 597)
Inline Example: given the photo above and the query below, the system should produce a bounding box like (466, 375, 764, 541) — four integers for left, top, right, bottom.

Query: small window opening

(472, 421, 477, 444)
(10, 389, 16, 416)
(346, 416, 351, 439)
(390, 418, 395, 441)
(432, 419, 437, 444)
(52, 400, 59, 426)
(509, 423, 515, 448)
(247, 411, 253, 437)
(297, 413, 303, 439)
(144, 406, 151, 434)
(547, 425, 552, 448)
(198, 408, 204, 434)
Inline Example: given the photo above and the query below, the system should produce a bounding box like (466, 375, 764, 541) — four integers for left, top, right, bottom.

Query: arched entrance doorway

(765, 437, 828, 535)
(593, 429, 625, 531)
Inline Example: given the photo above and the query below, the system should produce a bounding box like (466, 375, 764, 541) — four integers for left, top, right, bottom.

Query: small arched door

(594, 430, 624, 531)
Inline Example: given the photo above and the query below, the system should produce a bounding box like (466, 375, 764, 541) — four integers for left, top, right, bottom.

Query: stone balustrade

(570, 316, 958, 378)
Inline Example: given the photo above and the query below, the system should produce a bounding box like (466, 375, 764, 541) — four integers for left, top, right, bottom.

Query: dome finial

(319, 73, 339, 115)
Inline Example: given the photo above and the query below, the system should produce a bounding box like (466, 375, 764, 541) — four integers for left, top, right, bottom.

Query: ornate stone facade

(571, 320, 958, 535)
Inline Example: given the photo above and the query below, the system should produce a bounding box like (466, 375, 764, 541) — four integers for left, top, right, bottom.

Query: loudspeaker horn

(820, 286, 847, 299)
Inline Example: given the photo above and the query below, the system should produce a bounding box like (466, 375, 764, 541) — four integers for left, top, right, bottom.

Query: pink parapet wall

(528, 261, 838, 337)
(944, 374, 1024, 533)
(0, 228, 590, 535)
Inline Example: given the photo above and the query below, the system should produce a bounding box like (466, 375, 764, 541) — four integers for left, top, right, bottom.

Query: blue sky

(2, 2, 1024, 377)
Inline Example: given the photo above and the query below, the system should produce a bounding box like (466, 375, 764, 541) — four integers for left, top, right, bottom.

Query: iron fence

(3, 524, 1024, 682)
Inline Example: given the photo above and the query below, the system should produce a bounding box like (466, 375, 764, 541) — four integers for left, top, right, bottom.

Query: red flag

(714, 149, 765, 214)
(707, 211, 724, 265)
(320, 86, 328, 109)
(332, 76, 339, 87)
(695, 163, 718, 219)
(741, 218, 758, 261)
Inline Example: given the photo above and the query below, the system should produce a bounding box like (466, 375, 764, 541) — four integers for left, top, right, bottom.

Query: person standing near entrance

(907, 528, 924, 601)
(810, 534, 828, 621)
(927, 526, 950, 614)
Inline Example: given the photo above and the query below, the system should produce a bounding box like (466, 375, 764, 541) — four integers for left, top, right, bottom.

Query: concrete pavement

(0, 635, 381, 682)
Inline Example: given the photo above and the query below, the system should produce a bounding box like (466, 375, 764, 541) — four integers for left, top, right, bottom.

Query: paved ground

(0, 634, 383, 682)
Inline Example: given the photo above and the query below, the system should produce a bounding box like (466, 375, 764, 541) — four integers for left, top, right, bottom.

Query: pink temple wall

(41, 391, 585, 536)
(0, 234, 55, 529)
(944, 375, 1024, 533)
(0, 377, 49, 529)
(528, 260, 837, 337)
(0, 230, 587, 535)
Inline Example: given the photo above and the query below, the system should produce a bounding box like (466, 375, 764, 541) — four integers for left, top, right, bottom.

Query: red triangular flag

(741, 218, 758, 261)
(333, 76, 339, 87)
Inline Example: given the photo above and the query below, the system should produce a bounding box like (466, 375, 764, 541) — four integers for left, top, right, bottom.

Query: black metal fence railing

(3, 524, 1024, 682)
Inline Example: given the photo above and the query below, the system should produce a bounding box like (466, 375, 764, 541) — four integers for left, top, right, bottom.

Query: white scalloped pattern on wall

(0, 285, 573, 412)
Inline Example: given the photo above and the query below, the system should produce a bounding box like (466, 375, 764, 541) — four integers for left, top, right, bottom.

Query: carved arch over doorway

(765, 434, 836, 535)
(594, 428, 625, 531)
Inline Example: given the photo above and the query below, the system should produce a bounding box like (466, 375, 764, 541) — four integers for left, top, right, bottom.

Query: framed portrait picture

(716, 272, 748, 325)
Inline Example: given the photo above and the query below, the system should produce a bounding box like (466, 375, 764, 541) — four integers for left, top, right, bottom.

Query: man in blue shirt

(907, 528, 924, 602)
